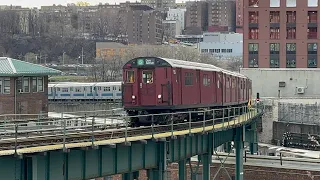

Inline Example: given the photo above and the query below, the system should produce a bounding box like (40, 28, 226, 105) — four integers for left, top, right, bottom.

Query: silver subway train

(48, 82, 122, 101)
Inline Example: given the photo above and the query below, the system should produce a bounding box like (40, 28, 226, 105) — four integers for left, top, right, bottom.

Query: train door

(196, 70, 201, 104)
(138, 69, 156, 106)
(123, 70, 135, 105)
(216, 73, 223, 105)
(159, 67, 171, 106)
(175, 68, 182, 105)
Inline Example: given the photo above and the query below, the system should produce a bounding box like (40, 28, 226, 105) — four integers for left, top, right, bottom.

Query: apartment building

(243, 0, 320, 68)
(126, 5, 163, 45)
(185, 1, 208, 35)
(207, 0, 236, 32)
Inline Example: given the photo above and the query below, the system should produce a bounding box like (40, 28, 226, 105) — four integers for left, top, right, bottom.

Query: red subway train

(122, 57, 252, 126)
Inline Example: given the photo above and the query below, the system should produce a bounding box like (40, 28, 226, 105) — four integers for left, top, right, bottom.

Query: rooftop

(0, 57, 62, 76)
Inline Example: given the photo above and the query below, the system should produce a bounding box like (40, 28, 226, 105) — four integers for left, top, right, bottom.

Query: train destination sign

(137, 58, 155, 65)
(145, 59, 155, 65)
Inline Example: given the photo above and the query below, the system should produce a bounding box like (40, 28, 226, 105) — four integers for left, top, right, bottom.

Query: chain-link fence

(278, 102, 320, 125)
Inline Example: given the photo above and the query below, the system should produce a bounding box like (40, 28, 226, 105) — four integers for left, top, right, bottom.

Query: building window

(286, 57, 296, 68)
(249, 43, 258, 54)
(308, 43, 318, 54)
(286, 0, 296, 7)
(203, 74, 210, 86)
(32, 77, 37, 92)
(38, 77, 44, 92)
(308, 11, 317, 23)
(23, 77, 30, 93)
(249, 57, 258, 68)
(4, 78, 10, 94)
(249, 0, 259, 7)
(270, 0, 280, 7)
(185, 72, 193, 86)
(227, 49, 233, 53)
(308, 56, 317, 68)
(270, 28, 280, 39)
(308, 0, 318, 7)
(222, 49, 227, 53)
(249, 28, 259, 39)
(126, 71, 135, 83)
(286, 11, 296, 23)
(249, 11, 259, 23)
(270, 43, 280, 54)
(270, 11, 280, 23)
(308, 27, 317, 39)
(286, 43, 296, 54)
(286, 27, 296, 39)
(270, 58, 280, 68)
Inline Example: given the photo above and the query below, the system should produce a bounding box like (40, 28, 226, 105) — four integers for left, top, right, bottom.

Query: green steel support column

(249, 122, 258, 155)
(32, 155, 46, 180)
(122, 173, 133, 180)
(178, 160, 186, 180)
(224, 142, 232, 152)
(133, 171, 139, 179)
(202, 153, 210, 180)
(147, 169, 159, 180)
(203, 133, 213, 180)
(158, 141, 167, 180)
(235, 127, 244, 180)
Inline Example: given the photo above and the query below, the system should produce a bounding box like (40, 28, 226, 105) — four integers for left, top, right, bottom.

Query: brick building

(185, 1, 208, 35)
(141, 0, 176, 10)
(0, 57, 61, 116)
(236, 0, 244, 33)
(207, 0, 236, 33)
(126, 4, 163, 45)
(243, 0, 320, 68)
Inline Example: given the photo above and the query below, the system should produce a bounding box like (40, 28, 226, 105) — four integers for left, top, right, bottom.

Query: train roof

(124, 57, 248, 78)
(95, 82, 122, 86)
(49, 82, 122, 87)
(161, 57, 221, 72)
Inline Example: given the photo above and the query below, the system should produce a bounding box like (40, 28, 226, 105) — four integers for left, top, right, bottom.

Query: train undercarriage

(126, 104, 248, 127)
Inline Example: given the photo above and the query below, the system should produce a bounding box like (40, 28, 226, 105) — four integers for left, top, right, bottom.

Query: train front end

(122, 57, 173, 126)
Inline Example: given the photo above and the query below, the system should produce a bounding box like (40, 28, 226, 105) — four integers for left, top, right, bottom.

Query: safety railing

(0, 106, 264, 154)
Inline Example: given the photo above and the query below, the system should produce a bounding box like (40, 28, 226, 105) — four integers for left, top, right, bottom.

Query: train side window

(62, 88, 68, 92)
(142, 71, 153, 84)
(113, 87, 116, 91)
(185, 72, 193, 85)
(203, 74, 210, 86)
(226, 77, 230, 89)
(119, 86, 121, 91)
(126, 71, 135, 83)
(104, 87, 110, 92)
(75, 87, 81, 92)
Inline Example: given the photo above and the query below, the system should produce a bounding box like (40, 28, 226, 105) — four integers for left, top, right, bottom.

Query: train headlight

(132, 95, 136, 99)
(158, 94, 162, 99)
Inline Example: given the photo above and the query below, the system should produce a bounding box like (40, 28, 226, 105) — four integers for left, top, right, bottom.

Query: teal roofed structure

(0, 57, 61, 76)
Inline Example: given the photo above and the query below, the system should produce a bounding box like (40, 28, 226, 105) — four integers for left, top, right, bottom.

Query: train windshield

(126, 70, 135, 83)
(142, 71, 153, 84)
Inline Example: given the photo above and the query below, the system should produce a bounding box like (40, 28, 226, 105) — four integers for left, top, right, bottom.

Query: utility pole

(81, 47, 84, 64)
(62, 52, 65, 65)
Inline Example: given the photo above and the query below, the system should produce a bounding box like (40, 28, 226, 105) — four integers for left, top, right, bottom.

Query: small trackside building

(0, 57, 61, 118)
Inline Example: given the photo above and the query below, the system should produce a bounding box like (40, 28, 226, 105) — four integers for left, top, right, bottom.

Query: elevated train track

(0, 107, 259, 151)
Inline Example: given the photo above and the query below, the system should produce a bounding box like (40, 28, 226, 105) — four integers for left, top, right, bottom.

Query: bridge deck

(0, 110, 258, 156)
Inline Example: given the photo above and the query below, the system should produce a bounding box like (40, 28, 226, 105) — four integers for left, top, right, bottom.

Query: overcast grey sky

(1, 0, 186, 8)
